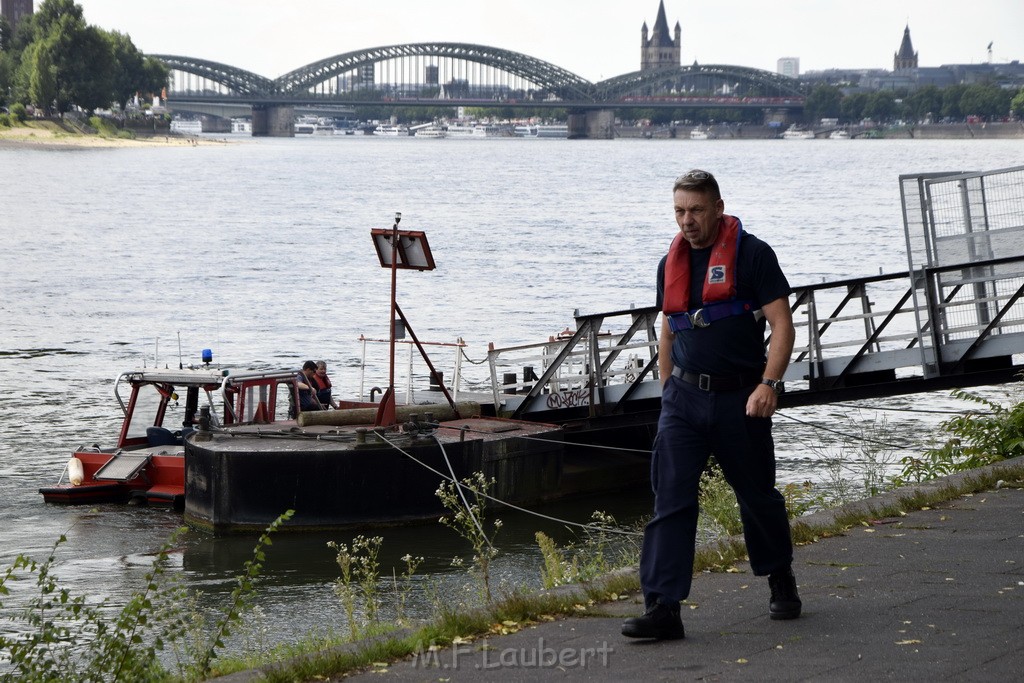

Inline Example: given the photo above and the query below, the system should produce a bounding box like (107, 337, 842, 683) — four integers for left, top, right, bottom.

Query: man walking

(622, 170, 800, 640)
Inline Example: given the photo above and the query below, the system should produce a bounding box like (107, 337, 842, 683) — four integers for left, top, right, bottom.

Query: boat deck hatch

(94, 454, 151, 482)
(456, 420, 521, 434)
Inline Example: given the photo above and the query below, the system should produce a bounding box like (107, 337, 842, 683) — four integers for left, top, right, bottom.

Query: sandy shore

(0, 125, 231, 149)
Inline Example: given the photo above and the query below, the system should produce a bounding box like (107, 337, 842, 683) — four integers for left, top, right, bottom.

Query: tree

(1011, 88, 1024, 119)
(840, 92, 869, 122)
(905, 85, 943, 122)
(105, 29, 145, 111)
(959, 84, 1011, 121)
(13, 0, 113, 113)
(21, 39, 56, 111)
(0, 14, 11, 51)
(865, 91, 897, 122)
(940, 84, 968, 120)
(102, 30, 168, 111)
(805, 84, 842, 123)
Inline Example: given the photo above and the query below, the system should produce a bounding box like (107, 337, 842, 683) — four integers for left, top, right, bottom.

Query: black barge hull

(184, 417, 565, 533)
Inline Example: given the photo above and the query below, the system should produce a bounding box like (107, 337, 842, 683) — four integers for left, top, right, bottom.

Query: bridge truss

(153, 45, 804, 110)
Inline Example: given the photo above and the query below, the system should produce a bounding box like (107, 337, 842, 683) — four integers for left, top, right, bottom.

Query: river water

(1, 134, 1023, 654)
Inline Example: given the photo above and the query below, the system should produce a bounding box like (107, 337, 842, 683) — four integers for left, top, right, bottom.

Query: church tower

(641, 1, 681, 71)
(894, 25, 919, 71)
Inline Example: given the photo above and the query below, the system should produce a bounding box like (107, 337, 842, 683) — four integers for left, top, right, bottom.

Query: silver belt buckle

(698, 373, 711, 391)
(690, 308, 709, 328)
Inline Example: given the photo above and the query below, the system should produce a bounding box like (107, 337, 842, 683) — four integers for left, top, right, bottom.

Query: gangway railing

(488, 165, 1024, 418)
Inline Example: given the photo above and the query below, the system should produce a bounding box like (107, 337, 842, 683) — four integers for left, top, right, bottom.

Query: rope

(433, 433, 494, 550)
(370, 430, 644, 538)
(801, 400, 992, 416)
(775, 411, 919, 450)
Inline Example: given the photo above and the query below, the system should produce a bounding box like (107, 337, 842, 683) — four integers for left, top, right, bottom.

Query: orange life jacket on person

(662, 215, 754, 332)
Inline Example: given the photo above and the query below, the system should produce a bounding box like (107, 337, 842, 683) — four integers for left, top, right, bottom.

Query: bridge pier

(251, 105, 294, 137)
(567, 109, 615, 140)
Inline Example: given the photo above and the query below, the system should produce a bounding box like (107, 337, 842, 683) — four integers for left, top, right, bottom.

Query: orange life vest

(663, 215, 753, 332)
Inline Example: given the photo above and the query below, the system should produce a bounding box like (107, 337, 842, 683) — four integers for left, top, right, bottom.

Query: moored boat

(782, 124, 815, 139)
(373, 124, 411, 136)
(414, 125, 447, 138)
(535, 124, 568, 138)
(39, 363, 235, 508)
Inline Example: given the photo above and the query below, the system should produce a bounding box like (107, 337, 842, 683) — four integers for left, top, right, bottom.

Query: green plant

(535, 511, 641, 589)
(0, 113, 10, 127)
(536, 531, 571, 589)
(812, 411, 900, 501)
(328, 535, 384, 640)
(436, 471, 502, 602)
(781, 480, 828, 518)
(10, 102, 27, 122)
(698, 460, 742, 536)
(895, 388, 1023, 485)
(392, 553, 423, 627)
(0, 530, 187, 682)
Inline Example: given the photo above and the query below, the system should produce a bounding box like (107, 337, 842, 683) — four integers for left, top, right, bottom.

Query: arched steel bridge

(152, 42, 804, 108)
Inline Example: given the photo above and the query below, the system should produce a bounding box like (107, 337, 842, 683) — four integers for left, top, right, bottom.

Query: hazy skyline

(64, 1, 1024, 82)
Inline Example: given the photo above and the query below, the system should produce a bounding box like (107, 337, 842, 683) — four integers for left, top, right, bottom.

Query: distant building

(1, 0, 32, 34)
(801, 22, 1024, 93)
(894, 25, 919, 71)
(777, 57, 800, 78)
(641, 1, 681, 71)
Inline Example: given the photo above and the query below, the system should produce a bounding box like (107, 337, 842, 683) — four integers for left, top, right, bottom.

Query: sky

(65, 0, 1024, 83)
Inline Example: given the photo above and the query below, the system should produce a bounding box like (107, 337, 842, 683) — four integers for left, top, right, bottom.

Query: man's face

(673, 189, 724, 249)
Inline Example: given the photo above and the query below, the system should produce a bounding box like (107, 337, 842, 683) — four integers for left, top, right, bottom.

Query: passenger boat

(414, 125, 447, 138)
(690, 126, 715, 140)
(514, 124, 538, 137)
(446, 123, 505, 138)
(781, 124, 815, 139)
(534, 124, 568, 138)
(829, 129, 851, 140)
(374, 124, 411, 136)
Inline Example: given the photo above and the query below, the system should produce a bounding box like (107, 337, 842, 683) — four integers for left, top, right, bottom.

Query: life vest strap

(667, 299, 755, 333)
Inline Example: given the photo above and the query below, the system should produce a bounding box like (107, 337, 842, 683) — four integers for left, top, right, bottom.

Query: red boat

(39, 365, 301, 508)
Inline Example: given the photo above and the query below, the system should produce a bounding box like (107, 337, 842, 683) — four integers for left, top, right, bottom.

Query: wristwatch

(761, 378, 784, 395)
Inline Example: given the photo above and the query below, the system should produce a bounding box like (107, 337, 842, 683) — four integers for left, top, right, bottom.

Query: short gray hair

(673, 169, 721, 202)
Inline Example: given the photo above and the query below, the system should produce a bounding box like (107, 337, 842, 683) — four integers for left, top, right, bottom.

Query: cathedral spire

(894, 24, 919, 71)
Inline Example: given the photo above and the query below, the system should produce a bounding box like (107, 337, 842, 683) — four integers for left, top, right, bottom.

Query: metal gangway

(489, 165, 1024, 420)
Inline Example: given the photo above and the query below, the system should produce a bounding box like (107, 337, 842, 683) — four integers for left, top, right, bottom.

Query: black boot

(621, 601, 685, 639)
(768, 567, 802, 620)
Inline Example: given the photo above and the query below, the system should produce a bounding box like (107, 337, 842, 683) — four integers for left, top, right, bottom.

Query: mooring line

(369, 430, 644, 538)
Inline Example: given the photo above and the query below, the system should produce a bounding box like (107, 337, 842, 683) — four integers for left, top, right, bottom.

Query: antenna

(177, 331, 183, 369)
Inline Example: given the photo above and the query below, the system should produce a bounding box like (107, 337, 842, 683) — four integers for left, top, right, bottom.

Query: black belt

(671, 366, 762, 392)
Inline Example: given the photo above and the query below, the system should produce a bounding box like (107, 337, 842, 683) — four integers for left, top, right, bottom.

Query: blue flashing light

(202, 349, 213, 364)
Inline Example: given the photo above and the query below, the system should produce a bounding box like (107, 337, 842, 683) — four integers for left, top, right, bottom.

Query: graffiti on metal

(546, 389, 590, 409)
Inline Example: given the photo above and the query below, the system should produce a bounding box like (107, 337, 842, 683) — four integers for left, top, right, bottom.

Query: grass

(230, 456, 1024, 682)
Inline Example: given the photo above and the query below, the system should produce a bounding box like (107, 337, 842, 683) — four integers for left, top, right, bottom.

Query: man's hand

(746, 383, 778, 418)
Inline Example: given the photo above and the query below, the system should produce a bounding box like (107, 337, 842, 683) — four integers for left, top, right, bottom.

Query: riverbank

(220, 456, 1024, 682)
(618, 120, 1024, 140)
(0, 120, 228, 149)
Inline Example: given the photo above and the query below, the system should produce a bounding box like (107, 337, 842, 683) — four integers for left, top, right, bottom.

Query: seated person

(311, 360, 339, 409)
(295, 360, 323, 412)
